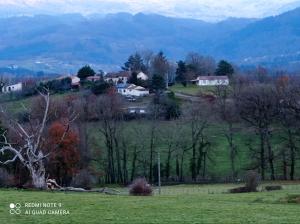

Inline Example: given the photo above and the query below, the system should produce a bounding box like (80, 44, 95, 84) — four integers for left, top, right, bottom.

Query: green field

(169, 84, 216, 96)
(0, 183, 300, 224)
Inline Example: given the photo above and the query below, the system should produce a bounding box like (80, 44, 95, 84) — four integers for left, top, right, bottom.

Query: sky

(1, 0, 300, 21)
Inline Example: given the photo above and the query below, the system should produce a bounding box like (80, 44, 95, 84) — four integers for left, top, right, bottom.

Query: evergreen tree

(77, 65, 96, 80)
(128, 72, 138, 85)
(151, 51, 169, 76)
(175, 60, 187, 86)
(123, 53, 146, 72)
(215, 60, 234, 78)
(151, 74, 165, 92)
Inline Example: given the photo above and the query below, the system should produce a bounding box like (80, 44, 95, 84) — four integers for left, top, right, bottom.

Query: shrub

(229, 186, 249, 193)
(284, 195, 300, 204)
(245, 170, 259, 192)
(91, 82, 111, 95)
(71, 169, 95, 190)
(229, 171, 259, 194)
(265, 185, 282, 191)
(0, 168, 14, 187)
(129, 178, 153, 196)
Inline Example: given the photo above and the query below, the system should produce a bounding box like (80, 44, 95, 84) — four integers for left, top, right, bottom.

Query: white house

(1, 82, 23, 93)
(71, 76, 80, 85)
(192, 76, 229, 86)
(137, 72, 149, 80)
(117, 84, 150, 97)
(86, 76, 100, 82)
(105, 71, 130, 84)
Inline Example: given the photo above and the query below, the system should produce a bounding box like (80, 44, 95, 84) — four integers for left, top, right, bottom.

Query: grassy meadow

(0, 183, 300, 224)
(169, 84, 216, 96)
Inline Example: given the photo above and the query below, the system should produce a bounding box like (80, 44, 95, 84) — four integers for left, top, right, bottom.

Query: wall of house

(197, 79, 229, 86)
(118, 88, 149, 97)
(105, 77, 128, 84)
(137, 73, 148, 80)
(2, 83, 23, 93)
(130, 89, 149, 96)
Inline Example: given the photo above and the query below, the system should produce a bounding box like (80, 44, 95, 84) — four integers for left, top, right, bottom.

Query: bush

(229, 171, 259, 194)
(71, 169, 95, 190)
(0, 168, 14, 187)
(245, 170, 259, 192)
(91, 82, 111, 95)
(265, 185, 282, 191)
(284, 195, 300, 204)
(129, 178, 153, 196)
(229, 186, 249, 193)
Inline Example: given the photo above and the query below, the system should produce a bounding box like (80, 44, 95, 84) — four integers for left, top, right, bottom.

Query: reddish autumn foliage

(129, 178, 153, 196)
(46, 121, 80, 185)
(277, 75, 289, 89)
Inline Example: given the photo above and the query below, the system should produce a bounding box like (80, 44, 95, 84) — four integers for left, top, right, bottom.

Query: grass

(169, 84, 216, 96)
(0, 183, 300, 224)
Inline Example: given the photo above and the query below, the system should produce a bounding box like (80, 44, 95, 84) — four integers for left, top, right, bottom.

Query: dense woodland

(1, 51, 300, 189)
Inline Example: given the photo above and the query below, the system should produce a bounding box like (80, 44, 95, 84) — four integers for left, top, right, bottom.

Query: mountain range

(0, 7, 300, 73)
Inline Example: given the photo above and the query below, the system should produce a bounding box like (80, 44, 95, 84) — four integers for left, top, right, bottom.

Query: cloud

(1, 0, 300, 21)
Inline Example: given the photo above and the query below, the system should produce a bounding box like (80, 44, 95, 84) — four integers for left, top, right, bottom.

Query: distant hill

(213, 7, 300, 69)
(0, 8, 299, 73)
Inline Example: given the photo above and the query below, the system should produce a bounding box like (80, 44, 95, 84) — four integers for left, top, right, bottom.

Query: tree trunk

(29, 163, 46, 189)
(131, 148, 137, 181)
(149, 125, 155, 183)
(196, 147, 203, 176)
(259, 130, 265, 180)
(122, 143, 128, 184)
(114, 137, 123, 183)
(202, 151, 207, 179)
(282, 150, 288, 181)
(191, 134, 197, 181)
(176, 155, 180, 179)
(288, 129, 296, 180)
(165, 147, 172, 180)
(265, 132, 275, 180)
(180, 152, 185, 182)
(226, 124, 237, 180)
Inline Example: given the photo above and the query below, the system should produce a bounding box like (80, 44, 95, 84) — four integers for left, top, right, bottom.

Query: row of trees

(3, 76, 300, 188)
(122, 51, 234, 88)
(1, 52, 300, 188)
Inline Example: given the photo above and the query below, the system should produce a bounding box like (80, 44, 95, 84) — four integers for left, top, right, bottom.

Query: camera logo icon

(9, 203, 21, 215)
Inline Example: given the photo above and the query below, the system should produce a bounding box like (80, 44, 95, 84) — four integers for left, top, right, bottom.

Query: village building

(70, 76, 80, 89)
(116, 83, 150, 97)
(1, 82, 23, 93)
(192, 76, 229, 86)
(105, 71, 131, 84)
(137, 72, 149, 80)
(86, 76, 101, 82)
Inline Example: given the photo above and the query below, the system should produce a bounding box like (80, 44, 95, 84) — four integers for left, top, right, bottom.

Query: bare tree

(237, 84, 278, 180)
(95, 91, 124, 184)
(276, 79, 300, 180)
(0, 91, 77, 188)
(184, 101, 211, 181)
(0, 91, 52, 188)
(214, 85, 239, 179)
(129, 123, 148, 181)
(185, 52, 216, 77)
(162, 120, 184, 180)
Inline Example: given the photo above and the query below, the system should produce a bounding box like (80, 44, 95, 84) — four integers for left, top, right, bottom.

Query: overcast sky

(1, 0, 300, 21)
